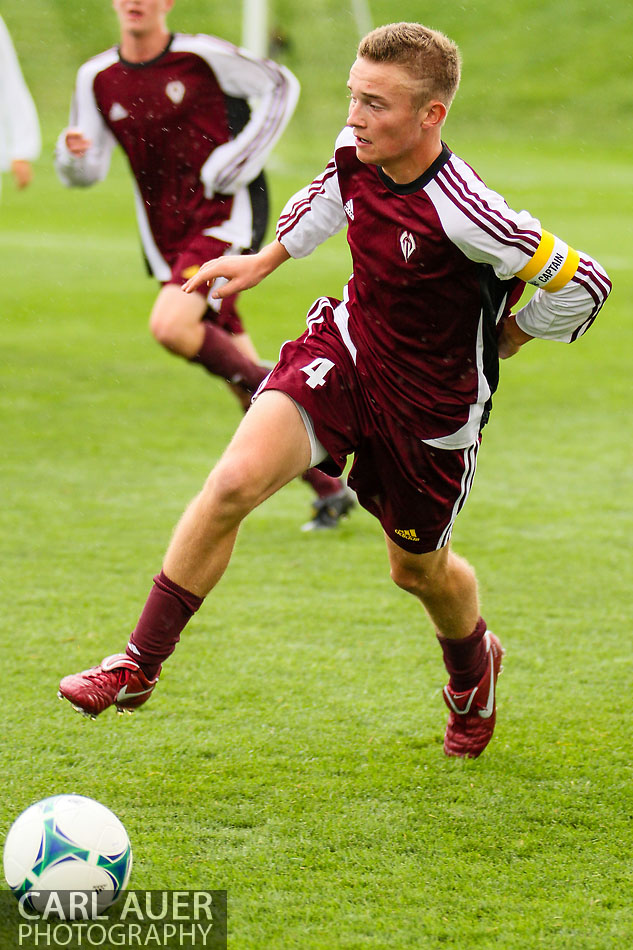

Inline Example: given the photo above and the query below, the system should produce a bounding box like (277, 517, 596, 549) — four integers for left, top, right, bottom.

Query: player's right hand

(182, 255, 263, 299)
(182, 240, 290, 298)
(11, 160, 33, 189)
(65, 130, 92, 157)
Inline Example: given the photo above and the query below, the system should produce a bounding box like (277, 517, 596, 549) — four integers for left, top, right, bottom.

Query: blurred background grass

(5, 0, 633, 151)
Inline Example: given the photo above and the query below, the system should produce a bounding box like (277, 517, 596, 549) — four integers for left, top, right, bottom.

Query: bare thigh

(163, 390, 313, 594)
(149, 284, 207, 356)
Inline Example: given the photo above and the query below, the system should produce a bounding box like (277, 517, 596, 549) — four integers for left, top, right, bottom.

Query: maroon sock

(126, 571, 204, 679)
(191, 322, 268, 391)
(437, 617, 488, 692)
(301, 468, 343, 499)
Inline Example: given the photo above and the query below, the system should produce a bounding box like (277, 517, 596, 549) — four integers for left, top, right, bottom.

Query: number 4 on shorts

(300, 358, 335, 389)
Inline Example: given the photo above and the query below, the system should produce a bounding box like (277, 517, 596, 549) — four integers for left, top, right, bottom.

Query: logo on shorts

(181, 265, 200, 280)
(400, 230, 417, 262)
(166, 80, 186, 104)
(394, 528, 419, 541)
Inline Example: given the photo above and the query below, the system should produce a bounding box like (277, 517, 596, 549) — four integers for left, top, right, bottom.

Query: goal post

(241, 0, 372, 57)
(242, 0, 268, 58)
(351, 0, 373, 38)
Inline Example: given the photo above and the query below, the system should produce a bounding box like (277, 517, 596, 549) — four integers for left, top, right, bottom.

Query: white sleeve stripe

(277, 160, 337, 212)
(439, 161, 540, 255)
(173, 32, 281, 83)
(210, 84, 294, 189)
(213, 82, 290, 189)
(572, 268, 610, 319)
(171, 33, 298, 192)
(435, 170, 522, 254)
(277, 167, 336, 228)
(573, 272, 600, 309)
(570, 313, 597, 342)
(447, 160, 542, 251)
(210, 44, 293, 186)
(574, 256, 612, 299)
(571, 261, 611, 318)
(276, 165, 338, 236)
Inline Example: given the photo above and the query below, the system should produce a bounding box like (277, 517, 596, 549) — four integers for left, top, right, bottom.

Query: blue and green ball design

(3, 794, 132, 916)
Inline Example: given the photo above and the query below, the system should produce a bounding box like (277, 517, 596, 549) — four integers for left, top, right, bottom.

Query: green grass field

(2, 1, 633, 947)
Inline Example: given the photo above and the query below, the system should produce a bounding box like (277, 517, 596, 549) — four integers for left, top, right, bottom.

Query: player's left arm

(54, 57, 117, 188)
(428, 161, 612, 354)
(511, 229, 611, 345)
(497, 232, 613, 358)
(176, 35, 299, 197)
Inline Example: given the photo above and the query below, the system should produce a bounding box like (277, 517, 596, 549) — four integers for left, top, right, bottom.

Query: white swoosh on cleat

(477, 637, 495, 720)
(116, 684, 153, 701)
(444, 686, 477, 715)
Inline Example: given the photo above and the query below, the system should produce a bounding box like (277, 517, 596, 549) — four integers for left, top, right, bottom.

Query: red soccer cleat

(442, 630, 504, 758)
(58, 654, 160, 719)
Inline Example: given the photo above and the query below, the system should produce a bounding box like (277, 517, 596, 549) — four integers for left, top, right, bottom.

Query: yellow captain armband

(515, 229, 580, 292)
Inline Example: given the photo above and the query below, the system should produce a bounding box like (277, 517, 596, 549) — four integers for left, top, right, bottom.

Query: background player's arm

(55, 61, 116, 188)
(0, 15, 40, 187)
(181, 35, 299, 197)
(185, 145, 348, 301)
(10, 159, 33, 189)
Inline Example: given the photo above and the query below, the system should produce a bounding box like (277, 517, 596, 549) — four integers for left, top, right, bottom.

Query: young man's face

(112, 0, 173, 36)
(346, 57, 433, 182)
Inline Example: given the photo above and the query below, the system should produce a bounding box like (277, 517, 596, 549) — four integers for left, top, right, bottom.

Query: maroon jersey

(56, 33, 299, 280)
(277, 126, 610, 447)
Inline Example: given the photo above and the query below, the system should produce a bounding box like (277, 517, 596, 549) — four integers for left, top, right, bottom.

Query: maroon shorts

(262, 298, 480, 554)
(163, 233, 244, 336)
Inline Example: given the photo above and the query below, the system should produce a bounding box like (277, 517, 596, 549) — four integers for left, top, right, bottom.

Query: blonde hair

(358, 22, 461, 109)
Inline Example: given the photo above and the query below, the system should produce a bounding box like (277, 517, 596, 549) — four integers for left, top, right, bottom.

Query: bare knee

(201, 456, 266, 522)
(389, 548, 466, 599)
(149, 311, 188, 353)
(390, 549, 477, 610)
(390, 560, 438, 599)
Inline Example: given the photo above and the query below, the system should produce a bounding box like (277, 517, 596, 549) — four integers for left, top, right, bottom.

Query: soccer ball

(2, 794, 132, 917)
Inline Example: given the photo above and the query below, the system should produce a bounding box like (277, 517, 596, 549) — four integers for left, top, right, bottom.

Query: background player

(0, 14, 41, 196)
(58, 22, 611, 757)
(55, 0, 352, 530)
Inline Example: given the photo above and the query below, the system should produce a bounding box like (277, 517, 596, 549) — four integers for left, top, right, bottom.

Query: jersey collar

(118, 33, 175, 69)
(376, 142, 452, 195)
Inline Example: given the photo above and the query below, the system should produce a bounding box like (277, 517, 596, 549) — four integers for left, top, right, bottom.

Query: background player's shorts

(260, 297, 480, 554)
(163, 233, 245, 336)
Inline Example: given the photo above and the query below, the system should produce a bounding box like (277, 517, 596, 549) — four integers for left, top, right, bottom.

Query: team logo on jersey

(109, 102, 129, 122)
(400, 230, 416, 261)
(344, 199, 354, 220)
(165, 80, 186, 104)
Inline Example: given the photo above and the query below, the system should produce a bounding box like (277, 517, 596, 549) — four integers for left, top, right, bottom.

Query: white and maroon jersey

(277, 126, 611, 447)
(55, 33, 299, 278)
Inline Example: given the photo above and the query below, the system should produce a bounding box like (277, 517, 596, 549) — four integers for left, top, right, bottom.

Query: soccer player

(59, 23, 611, 757)
(54, 0, 352, 530)
(0, 14, 41, 195)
